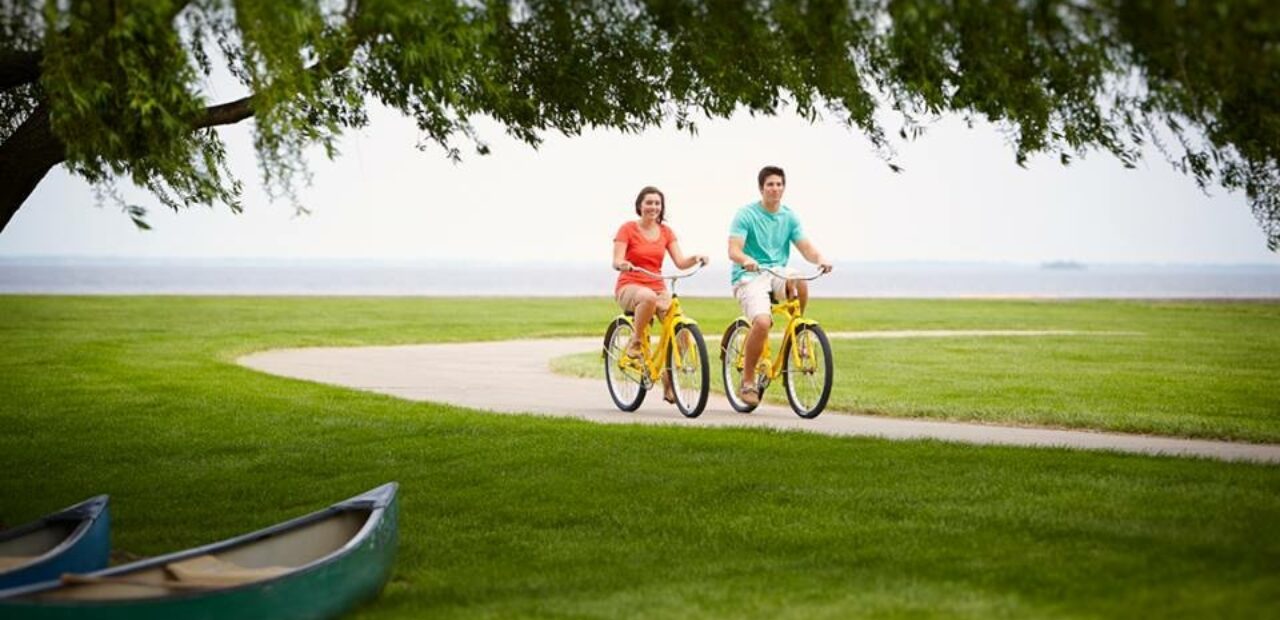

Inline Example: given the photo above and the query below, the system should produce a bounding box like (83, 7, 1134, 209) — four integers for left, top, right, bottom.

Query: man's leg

(735, 276, 773, 406)
(742, 313, 772, 394)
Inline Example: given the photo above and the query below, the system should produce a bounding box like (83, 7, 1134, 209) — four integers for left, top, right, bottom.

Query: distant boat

(0, 483, 398, 620)
(1040, 260, 1087, 270)
(0, 496, 110, 590)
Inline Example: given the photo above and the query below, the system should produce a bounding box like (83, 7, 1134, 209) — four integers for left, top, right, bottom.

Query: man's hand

(818, 262, 833, 274)
(742, 259, 759, 272)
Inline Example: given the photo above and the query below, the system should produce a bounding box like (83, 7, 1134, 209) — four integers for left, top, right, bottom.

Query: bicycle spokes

(783, 324, 833, 418)
(720, 319, 758, 413)
(604, 318, 647, 411)
(669, 323, 709, 417)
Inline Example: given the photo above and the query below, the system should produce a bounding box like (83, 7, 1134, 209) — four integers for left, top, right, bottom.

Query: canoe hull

(0, 497, 110, 591)
(0, 484, 397, 620)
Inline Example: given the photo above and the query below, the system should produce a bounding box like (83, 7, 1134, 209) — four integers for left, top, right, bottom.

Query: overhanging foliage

(1, 0, 1276, 248)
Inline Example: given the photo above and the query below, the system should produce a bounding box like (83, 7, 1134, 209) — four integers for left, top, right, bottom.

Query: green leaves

(3, 0, 1277, 247)
(34, 0, 234, 220)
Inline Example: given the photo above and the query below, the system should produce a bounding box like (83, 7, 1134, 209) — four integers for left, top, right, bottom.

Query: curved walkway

(238, 331, 1280, 464)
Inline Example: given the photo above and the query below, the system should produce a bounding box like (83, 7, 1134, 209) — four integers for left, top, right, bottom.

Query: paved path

(238, 332, 1280, 464)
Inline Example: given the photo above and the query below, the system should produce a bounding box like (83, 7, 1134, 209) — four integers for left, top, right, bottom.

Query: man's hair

(634, 186, 666, 224)
(757, 166, 786, 188)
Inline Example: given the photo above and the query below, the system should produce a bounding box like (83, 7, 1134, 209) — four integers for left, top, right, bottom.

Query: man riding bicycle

(727, 166, 833, 407)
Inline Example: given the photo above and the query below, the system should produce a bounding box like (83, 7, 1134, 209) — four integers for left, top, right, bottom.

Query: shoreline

(1, 291, 1279, 301)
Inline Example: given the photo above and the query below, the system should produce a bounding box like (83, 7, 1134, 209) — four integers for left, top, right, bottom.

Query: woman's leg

(628, 289, 659, 357)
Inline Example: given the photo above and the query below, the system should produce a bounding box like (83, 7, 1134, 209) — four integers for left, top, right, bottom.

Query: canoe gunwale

(0, 483, 398, 605)
(0, 496, 109, 578)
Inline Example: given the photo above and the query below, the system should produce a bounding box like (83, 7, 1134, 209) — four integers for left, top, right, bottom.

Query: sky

(2, 102, 1277, 266)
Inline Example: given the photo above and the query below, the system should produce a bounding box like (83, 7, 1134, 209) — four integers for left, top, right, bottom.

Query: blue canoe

(0, 483, 397, 620)
(0, 496, 110, 590)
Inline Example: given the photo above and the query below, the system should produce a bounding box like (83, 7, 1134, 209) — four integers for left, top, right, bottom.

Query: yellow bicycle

(602, 265, 710, 417)
(719, 267, 833, 418)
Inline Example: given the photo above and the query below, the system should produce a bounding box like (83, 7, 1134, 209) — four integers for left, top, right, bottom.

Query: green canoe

(0, 483, 398, 620)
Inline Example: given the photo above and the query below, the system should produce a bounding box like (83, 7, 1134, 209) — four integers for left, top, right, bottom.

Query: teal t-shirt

(729, 201, 806, 285)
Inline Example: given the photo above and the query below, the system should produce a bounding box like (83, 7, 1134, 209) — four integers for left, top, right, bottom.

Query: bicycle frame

(614, 265, 704, 384)
(757, 297, 819, 382)
(730, 267, 826, 383)
(617, 296, 700, 383)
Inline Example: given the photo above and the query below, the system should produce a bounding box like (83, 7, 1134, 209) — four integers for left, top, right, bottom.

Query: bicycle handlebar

(621, 262, 707, 281)
(759, 266, 830, 281)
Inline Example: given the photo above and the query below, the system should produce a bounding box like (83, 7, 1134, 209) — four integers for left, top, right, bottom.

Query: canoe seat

(165, 554, 290, 587)
(0, 555, 35, 571)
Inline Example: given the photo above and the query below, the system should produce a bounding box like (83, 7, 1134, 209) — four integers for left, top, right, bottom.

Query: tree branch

(0, 104, 65, 233)
(0, 0, 364, 232)
(198, 95, 254, 128)
(0, 49, 42, 92)
(194, 14, 364, 131)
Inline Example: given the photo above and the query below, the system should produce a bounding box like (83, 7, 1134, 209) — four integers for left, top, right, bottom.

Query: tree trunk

(0, 105, 65, 233)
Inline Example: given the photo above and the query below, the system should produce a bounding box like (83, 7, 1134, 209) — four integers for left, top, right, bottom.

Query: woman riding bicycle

(612, 186, 708, 402)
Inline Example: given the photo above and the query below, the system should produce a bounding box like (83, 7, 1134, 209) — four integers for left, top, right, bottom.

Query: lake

(2, 257, 1278, 298)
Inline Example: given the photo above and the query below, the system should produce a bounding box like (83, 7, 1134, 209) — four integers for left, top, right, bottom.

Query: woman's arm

(667, 240, 708, 270)
(612, 240, 632, 271)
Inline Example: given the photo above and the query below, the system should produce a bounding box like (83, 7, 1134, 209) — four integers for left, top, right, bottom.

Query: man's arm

(728, 237, 759, 272)
(794, 238, 833, 273)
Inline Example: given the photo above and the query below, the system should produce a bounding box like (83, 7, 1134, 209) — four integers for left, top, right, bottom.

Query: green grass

(554, 298, 1280, 442)
(1, 296, 1278, 619)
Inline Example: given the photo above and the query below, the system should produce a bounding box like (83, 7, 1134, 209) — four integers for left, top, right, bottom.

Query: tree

(2, 0, 1277, 248)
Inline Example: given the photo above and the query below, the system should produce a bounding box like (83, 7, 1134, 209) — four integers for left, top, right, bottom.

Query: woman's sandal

(625, 339, 644, 361)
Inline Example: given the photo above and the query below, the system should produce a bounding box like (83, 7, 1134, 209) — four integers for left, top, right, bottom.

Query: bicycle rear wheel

(604, 317, 646, 411)
(669, 323, 709, 417)
(782, 323, 833, 418)
(719, 318, 758, 413)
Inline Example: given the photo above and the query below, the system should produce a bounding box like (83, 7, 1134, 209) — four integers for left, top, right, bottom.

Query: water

(1, 257, 1278, 298)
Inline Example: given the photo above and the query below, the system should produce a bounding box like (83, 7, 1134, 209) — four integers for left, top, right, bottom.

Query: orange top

(614, 221, 676, 294)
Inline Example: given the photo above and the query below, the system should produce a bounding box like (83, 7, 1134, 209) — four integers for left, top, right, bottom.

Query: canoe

(0, 483, 398, 620)
(0, 496, 110, 590)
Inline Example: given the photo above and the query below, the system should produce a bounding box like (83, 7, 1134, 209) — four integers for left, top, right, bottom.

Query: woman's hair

(634, 186, 666, 224)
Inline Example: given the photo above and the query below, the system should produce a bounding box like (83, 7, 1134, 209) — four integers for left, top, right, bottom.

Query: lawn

(1, 296, 1277, 619)
(553, 298, 1280, 442)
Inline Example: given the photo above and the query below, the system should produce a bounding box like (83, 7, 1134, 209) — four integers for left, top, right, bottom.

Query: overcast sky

(2, 102, 1277, 266)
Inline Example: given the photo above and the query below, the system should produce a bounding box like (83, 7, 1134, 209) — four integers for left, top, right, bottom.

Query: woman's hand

(695, 255, 710, 267)
(615, 260, 633, 272)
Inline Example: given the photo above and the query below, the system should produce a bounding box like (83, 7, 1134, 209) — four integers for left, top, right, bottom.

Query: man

(727, 165, 833, 406)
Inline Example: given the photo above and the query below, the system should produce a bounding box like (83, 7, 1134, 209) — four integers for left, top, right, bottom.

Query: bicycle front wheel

(719, 318, 758, 413)
(783, 323, 833, 418)
(604, 317, 646, 411)
(669, 322, 709, 418)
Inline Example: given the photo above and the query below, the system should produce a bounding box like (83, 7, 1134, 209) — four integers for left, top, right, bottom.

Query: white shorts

(733, 269, 795, 321)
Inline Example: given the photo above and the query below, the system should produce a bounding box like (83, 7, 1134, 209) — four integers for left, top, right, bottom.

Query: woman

(612, 186, 709, 402)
